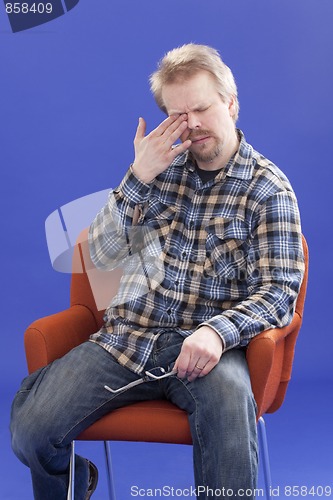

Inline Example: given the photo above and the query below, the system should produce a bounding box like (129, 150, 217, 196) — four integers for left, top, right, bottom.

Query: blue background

(1, 1, 332, 498)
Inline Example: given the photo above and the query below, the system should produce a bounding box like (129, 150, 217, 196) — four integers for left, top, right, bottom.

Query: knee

(206, 375, 254, 418)
(10, 394, 33, 465)
(198, 353, 256, 421)
(10, 378, 55, 464)
(219, 368, 253, 403)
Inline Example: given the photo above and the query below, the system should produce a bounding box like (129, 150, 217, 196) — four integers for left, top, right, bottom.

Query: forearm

(88, 166, 151, 270)
(201, 190, 305, 351)
(201, 279, 303, 351)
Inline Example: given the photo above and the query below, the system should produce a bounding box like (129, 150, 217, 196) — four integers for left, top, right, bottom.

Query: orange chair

(24, 234, 308, 500)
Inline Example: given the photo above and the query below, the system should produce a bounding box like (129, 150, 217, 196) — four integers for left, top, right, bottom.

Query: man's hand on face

(174, 326, 223, 382)
(132, 114, 192, 184)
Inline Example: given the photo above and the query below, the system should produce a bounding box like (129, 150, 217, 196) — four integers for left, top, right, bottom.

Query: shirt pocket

(141, 197, 177, 239)
(135, 197, 178, 259)
(204, 217, 250, 281)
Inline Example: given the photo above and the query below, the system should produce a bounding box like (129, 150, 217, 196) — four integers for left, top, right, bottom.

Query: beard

(188, 130, 222, 164)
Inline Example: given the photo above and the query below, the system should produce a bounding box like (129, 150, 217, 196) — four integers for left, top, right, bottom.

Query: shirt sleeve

(199, 189, 305, 351)
(88, 166, 151, 270)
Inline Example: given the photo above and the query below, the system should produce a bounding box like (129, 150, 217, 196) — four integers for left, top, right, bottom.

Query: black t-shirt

(195, 164, 222, 183)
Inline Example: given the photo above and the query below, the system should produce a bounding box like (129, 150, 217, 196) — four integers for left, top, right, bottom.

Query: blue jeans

(10, 332, 258, 499)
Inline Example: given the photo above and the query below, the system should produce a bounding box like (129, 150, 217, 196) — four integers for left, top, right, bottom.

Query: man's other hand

(174, 326, 223, 382)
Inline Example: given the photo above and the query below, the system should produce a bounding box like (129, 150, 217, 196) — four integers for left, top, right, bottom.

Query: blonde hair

(149, 43, 239, 122)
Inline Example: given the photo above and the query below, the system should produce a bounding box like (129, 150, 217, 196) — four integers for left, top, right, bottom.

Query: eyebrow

(167, 103, 211, 115)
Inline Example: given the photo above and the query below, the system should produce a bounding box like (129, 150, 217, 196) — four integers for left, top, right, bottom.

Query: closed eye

(195, 105, 211, 113)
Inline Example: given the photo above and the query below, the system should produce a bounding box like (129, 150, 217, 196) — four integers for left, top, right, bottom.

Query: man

(11, 44, 304, 499)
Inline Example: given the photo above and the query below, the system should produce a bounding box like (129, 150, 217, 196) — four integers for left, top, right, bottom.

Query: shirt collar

(170, 147, 193, 170)
(226, 130, 254, 180)
(170, 129, 255, 179)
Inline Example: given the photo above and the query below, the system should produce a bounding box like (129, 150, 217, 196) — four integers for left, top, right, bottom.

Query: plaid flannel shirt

(88, 130, 305, 374)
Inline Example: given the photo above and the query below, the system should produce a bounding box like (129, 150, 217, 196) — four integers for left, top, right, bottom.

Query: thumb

(134, 117, 146, 144)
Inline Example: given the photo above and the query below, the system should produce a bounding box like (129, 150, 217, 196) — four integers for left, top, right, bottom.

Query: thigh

(165, 350, 258, 495)
(166, 348, 256, 418)
(11, 341, 163, 445)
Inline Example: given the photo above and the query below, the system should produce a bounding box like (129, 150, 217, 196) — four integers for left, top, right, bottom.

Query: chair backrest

(70, 229, 121, 330)
(246, 235, 308, 416)
(295, 235, 308, 319)
(275, 234, 308, 408)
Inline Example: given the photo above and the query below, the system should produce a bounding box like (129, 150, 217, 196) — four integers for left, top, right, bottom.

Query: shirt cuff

(117, 165, 152, 205)
(199, 315, 240, 352)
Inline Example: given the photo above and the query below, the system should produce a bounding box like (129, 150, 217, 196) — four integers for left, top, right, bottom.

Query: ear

(228, 96, 237, 118)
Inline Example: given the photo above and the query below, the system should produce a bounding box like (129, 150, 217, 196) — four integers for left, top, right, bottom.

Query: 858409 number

(5, 3, 53, 14)
(284, 485, 332, 497)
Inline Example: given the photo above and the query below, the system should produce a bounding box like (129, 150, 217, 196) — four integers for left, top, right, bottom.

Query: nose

(187, 112, 201, 130)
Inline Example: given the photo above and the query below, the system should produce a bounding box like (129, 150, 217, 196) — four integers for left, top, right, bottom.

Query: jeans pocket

(17, 366, 49, 394)
(11, 367, 48, 427)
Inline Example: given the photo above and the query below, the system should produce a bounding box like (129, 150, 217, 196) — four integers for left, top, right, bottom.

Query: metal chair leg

(67, 440, 116, 499)
(69, 430, 271, 500)
(258, 417, 272, 500)
(67, 440, 76, 500)
(104, 441, 117, 500)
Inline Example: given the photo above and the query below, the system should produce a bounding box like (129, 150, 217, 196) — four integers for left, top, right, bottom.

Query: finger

(181, 128, 191, 141)
(169, 139, 192, 159)
(187, 366, 205, 382)
(163, 119, 189, 148)
(194, 360, 206, 371)
(186, 355, 204, 374)
(134, 117, 146, 144)
(153, 114, 185, 137)
(198, 358, 218, 378)
(161, 114, 188, 140)
(186, 356, 209, 381)
(174, 349, 191, 379)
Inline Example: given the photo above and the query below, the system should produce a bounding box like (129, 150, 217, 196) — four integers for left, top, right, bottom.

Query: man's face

(161, 70, 238, 170)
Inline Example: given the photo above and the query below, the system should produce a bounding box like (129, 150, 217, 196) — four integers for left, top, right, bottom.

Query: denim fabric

(11, 333, 258, 500)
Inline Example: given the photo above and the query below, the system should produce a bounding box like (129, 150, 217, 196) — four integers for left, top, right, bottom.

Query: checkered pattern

(88, 131, 305, 374)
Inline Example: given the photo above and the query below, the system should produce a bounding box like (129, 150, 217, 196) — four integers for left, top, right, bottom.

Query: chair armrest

(24, 305, 98, 374)
(246, 312, 302, 417)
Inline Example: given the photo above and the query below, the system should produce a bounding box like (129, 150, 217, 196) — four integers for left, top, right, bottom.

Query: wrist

(132, 162, 155, 184)
(196, 325, 225, 350)
(117, 165, 152, 205)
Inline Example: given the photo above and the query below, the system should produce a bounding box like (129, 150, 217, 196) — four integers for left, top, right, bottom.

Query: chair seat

(78, 400, 192, 445)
